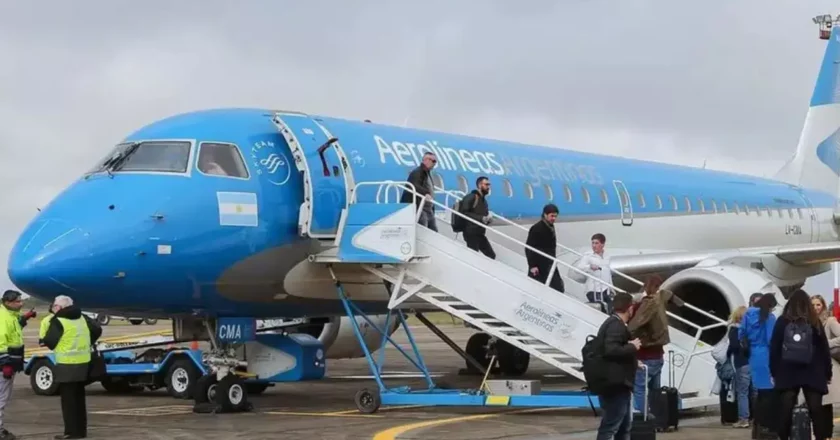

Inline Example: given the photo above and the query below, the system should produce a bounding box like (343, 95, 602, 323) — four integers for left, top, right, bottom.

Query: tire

(464, 332, 492, 373)
(144, 318, 158, 325)
(354, 388, 381, 414)
(193, 374, 218, 404)
(496, 340, 530, 377)
(215, 374, 249, 412)
(245, 383, 269, 395)
(128, 319, 143, 325)
(30, 359, 58, 396)
(96, 314, 110, 326)
(164, 359, 200, 399)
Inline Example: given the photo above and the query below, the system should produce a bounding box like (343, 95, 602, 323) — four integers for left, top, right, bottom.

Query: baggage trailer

(24, 318, 325, 406)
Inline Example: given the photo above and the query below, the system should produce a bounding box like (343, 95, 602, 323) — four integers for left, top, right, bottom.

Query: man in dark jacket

(526, 203, 564, 293)
(459, 176, 495, 259)
(400, 152, 438, 232)
(595, 292, 641, 440)
(43, 295, 102, 439)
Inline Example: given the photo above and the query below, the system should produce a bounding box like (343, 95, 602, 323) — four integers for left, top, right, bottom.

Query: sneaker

(733, 419, 750, 428)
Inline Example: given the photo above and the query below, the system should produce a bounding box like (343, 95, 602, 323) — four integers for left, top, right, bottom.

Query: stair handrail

(359, 180, 727, 391)
(432, 185, 644, 288)
(358, 180, 625, 294)
(427, 186, 727, 327)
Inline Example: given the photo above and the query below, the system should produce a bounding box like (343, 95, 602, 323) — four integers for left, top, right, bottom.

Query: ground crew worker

(0, 290, 35, 440)
(39, 302, 53, 346)
(43, 295, 102, 440)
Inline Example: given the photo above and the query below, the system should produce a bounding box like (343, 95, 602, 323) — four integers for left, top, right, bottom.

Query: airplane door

(271, 112, 355, 239)
(612, 180, 633, 227)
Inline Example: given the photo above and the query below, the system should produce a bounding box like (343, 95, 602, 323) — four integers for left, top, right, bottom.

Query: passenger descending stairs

(310, 182, 725, 408)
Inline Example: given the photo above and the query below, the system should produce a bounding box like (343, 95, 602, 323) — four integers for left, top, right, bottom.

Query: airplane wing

(605, 241, 840, 290)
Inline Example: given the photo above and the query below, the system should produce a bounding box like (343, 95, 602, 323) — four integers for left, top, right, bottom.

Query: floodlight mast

(814, 14, 839, 40)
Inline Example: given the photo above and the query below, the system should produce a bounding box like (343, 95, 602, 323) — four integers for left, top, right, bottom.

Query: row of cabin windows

(438, 173, 805, 220)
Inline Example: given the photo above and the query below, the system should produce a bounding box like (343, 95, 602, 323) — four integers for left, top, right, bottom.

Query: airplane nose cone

(7, 218, 89, 295)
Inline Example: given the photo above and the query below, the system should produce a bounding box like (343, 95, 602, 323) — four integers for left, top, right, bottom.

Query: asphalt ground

(4, 319, 832, 439)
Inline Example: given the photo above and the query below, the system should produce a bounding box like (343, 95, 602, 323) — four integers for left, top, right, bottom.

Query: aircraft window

(710, 200, 717, 213)
(563, 185, 572, 202)
(581, 187, 591, 204)
(637, 193, 646, 208)
(765, 207, 772, 217)
(655, 195, 663, 210)
(720, 201, 727, 213)
(755, 206, 762, 217)
(733, 203, 740, 214)
(543, 184, 553, 200)
(683, 197, 691, 212)
(797, 208, 803, 219)
(777, 208, 783, 218)
(787, 208, 793, 218)
(524, 182, 534, 199)
(668, 195, 677, 211)
(600, 188, 609, 204)
(92, 141, 192, 174)
(457, 175, 468, 193)
(698, 199, 705, 213)
(744, 204, 751, 216)
(431, 172, 444, 191)
(502, 179, 513, 197)
(197, 143, 249, 178)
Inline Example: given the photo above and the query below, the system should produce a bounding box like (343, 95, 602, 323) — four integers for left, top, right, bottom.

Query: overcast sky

(2, 1, 839, 300)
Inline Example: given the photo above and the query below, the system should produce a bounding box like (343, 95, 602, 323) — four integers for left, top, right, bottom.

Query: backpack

(581, 317, 616, 395)
(782, 320, 813, 364)
(451, 194, 479, 233)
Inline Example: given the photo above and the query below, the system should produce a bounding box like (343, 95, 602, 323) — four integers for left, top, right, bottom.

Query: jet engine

(660, 264, 784, 346)
(296, 314, 402, 359)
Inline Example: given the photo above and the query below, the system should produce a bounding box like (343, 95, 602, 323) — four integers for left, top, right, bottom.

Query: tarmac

(5, 319, 834, 439)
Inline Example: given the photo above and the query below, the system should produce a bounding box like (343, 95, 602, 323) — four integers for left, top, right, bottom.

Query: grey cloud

(1, 0, 838, 292)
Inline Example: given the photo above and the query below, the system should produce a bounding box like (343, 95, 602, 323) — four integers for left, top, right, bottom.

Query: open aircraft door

(271, 112, 356, 239)
(612, 180, 633, 227)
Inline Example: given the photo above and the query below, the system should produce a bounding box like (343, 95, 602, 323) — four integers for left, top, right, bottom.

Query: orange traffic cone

(190, 340, 199, 350)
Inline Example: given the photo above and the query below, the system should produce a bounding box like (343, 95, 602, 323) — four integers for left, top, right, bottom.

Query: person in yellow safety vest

(43, 295, 101, 440)
(38, 303, 53, 346)
(0, 290, 36, 440)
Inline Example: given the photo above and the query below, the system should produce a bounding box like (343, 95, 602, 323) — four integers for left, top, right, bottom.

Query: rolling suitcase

(631, 364, 656, 440)
(719, 381, 739, 425)
(651, 351, 680, 432)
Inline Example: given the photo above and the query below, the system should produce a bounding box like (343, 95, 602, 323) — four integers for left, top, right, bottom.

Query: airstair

(270, 112, 727, 413)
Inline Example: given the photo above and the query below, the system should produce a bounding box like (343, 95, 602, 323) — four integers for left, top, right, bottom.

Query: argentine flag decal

(217, 192, 258, 227)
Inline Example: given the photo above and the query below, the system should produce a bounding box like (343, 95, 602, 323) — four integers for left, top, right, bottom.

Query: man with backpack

(581, 292, 641, 440)
(452, 176, 495, 259)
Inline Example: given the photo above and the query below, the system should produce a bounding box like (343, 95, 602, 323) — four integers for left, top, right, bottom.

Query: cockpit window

(197, 142, 250, 179)
(88, 141, 191, 174)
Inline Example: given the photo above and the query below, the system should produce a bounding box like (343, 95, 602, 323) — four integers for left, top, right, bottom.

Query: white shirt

(575, 250, 613, 294)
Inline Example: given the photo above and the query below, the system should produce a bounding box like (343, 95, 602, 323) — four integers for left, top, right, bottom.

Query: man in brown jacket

(627, 274, 684, 416)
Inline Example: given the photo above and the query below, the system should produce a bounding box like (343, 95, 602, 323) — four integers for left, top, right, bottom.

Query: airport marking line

(265, 404, 428, 418)
(372, 407, 568, 440)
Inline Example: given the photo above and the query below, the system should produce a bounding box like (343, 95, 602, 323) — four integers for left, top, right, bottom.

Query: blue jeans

(633, 358, 664, 414)
(418, 209, 438, 232)
(734, 365, 751, 420)
(597, 391, 633, 440)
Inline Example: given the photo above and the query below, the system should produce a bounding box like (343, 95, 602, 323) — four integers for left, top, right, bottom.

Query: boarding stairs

(268, 112, 727, 410)
(308, 181, 727, 408)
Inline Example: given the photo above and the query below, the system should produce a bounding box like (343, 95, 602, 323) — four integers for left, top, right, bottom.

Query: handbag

(88, 349, 107, 380)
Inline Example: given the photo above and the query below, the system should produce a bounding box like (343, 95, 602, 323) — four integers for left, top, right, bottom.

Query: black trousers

(528, 270, 565, 293)
(464, 234, 496, 259)
(59, 381, 87, 436)
(777, 387, 824, 440)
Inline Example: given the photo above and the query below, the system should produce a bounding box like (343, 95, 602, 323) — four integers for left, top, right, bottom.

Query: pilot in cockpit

(199, 147, 228, 176)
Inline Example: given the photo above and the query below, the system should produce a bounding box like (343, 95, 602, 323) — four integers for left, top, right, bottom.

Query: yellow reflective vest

(39, 313, 53, 343)
(54, 317, 91, 365)
(0, 305, 24, 370)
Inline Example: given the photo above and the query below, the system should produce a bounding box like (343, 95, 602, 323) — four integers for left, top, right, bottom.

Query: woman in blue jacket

(739, 293, 778, 436)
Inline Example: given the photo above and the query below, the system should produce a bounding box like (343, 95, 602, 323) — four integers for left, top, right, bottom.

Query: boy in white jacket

(575, 233, 615, 313)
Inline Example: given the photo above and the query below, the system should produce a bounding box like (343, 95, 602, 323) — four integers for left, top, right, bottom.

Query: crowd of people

(400, 152, 840, 439)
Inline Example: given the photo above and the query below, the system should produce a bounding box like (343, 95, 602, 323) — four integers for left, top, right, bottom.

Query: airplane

(6, 18, 840, 390)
